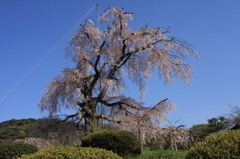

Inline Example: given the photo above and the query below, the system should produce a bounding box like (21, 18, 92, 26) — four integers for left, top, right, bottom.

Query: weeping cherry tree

(39, 7, 199, 135)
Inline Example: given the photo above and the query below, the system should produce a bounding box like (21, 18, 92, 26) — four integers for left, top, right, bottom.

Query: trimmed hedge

(186, 130, 240, 159)
(21, 146, 122, 159)
(0, 143, 38, 159)
(81, 129, 141, 157)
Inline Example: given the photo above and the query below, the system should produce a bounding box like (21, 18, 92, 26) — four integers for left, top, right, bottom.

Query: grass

(129, 150, 188, 159)
(17, 146, 188, 159)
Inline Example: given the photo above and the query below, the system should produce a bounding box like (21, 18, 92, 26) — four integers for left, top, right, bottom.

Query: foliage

(35, 117, 84, 146)
(125, 121, 192, 151)
(0, 118, 38, 144)
(117, 98, 176, 149)
(21, 146, 122, 159)
(161, 126, 191, 151)
(207, 116, 227, 133)
(185, 130, 240, 159)
(0, 118, 82, 147)
(130, 150, 187, 159)
(230, 117, 240, 130)
(38, 6, 198, 135)
(189, 124, 209, 141)
(0, 118, 118, 147)
(224, 105, 240, 128)
(234, 116, 240, 125)
(81, 129, 141, 157)
(189, 116, 228, 145)
(143, 135, 164, 151)
(12, 137, 52, 151)
(0, 143, 38, 159)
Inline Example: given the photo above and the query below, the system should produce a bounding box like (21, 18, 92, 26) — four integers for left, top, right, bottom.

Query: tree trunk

(83, 97, 99, 135)
(137, 121, 143, 150)
(174, 139, 177, 151)
(84, 114, 98, 135)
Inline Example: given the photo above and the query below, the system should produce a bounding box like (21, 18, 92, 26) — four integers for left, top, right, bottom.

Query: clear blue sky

(1, 0, 240, 128)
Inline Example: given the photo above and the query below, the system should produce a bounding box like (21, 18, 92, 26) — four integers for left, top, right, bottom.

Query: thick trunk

(83, 98, 99, 135)
(84, 116, 98, 135)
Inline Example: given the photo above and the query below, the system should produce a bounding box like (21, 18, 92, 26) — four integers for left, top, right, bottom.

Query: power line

(0, 4, 96, 103)
(95, 3, 104, 118)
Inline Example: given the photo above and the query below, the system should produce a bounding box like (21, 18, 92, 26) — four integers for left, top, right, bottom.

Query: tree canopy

(207, 116, 227, 133)
(224, 105, 240, 128)
(39, 6, 199, 134)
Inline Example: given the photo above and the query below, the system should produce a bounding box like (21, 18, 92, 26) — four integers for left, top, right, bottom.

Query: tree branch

(83, 58, 95, 68)
(99, 99, 140, 110)
(94, 41, 106, 74)
(118, 54, 132, 69)
(62, 113, 79, 122)
(96, 114, 122, 124)
(122, 39, 127, 55)
(141, 98, 168, 118)
(98, 54, 131, 98)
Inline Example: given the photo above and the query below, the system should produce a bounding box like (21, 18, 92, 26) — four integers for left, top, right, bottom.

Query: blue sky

(1, 0, 240, 128)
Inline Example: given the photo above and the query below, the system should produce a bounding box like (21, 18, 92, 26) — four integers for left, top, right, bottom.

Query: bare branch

(96, 114, 122, 124)
(83, 58, 95, 68)
(99, 98, 141, 110)
(61, 113, 79, 122)
(118, 54, 132, 69)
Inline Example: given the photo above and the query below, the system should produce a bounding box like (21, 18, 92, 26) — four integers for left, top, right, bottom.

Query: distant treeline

(0, 118, 39, 144)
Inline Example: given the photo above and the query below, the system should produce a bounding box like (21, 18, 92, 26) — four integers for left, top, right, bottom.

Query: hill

(0, 118, 39, 144)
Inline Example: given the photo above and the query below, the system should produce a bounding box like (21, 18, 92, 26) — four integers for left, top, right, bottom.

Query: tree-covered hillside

(0, 118, 85, 146)
(0, 118, 39, 144)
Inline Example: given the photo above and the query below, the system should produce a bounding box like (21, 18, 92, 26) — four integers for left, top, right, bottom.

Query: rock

(13, 137, 52, 151)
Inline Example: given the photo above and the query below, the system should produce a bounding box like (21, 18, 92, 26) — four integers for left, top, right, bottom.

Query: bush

(0, 143, 38, 159)
(81, 130, 141, 157)
(21, 146, 122, 159)
(185, 130, 240, 159)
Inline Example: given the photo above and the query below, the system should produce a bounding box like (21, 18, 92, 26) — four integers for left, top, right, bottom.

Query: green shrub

(185, 130, 240, 159)
(0, 143, 38, 159)
(21, 146, 122, 159)
(81, 130, 141, 157)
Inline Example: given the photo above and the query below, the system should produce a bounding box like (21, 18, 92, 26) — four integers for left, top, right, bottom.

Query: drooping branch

(141, 98, 168, 119)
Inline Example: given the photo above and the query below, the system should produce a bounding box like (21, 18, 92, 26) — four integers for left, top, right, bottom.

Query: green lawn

(129, 150, 187, 159)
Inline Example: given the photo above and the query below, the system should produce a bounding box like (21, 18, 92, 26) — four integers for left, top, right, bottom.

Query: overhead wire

(96, 4, 105, 120)
(0, 4, 96, 103)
